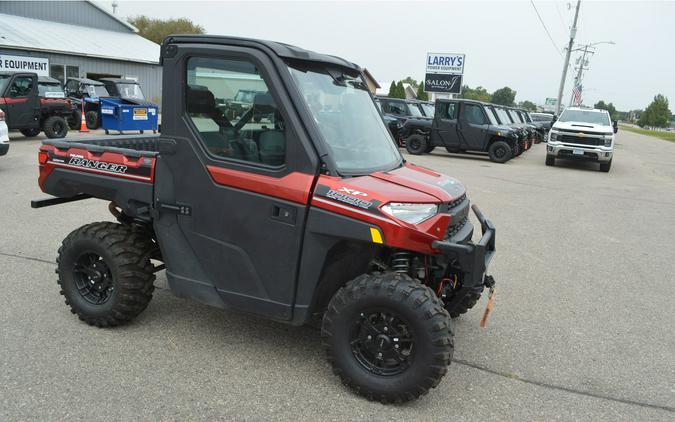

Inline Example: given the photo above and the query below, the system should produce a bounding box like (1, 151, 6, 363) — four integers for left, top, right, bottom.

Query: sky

(102, 0, 674, 111)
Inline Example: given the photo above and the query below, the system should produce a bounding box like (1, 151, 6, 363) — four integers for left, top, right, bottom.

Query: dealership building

(0, 1, 162, 102)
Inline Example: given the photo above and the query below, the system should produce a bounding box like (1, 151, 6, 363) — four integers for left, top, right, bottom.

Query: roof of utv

(163, 35, 361, 72)
(38, 76, 61, 84)
(67, 77, 105, 86)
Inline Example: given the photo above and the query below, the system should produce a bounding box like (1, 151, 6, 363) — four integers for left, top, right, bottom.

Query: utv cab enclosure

(33, 35, 497, 404)
(402, 98, 519, 163)
(64, 77, 110, 129)
(0, 71, 71, 138)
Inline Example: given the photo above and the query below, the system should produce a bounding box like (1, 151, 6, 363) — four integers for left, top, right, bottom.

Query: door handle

(271, 204, 296, 225)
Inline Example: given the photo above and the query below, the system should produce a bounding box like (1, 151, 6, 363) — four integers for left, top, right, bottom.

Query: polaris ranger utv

(33, 35, 497, 403)
(0, 71, 71, 138)
(402, 98, 519, 163)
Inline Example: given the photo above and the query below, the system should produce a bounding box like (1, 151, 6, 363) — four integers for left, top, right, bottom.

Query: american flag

(572, 84, 583, 106)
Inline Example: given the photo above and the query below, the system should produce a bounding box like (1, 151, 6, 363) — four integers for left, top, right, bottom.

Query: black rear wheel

(68, 110, 82, 130)
(322, 272, 454, 403)
(405, 134, 428, 155)
(57, 222, 156, 327)
(599, 159, 612, 172)
(20, 128, 41, 137)
(85, 111, 99, 129)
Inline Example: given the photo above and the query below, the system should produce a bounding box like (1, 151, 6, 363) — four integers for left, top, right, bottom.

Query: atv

(32, 35, 497, 404)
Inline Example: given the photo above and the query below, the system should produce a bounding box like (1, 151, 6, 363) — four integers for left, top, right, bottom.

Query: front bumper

(432, 204, 496, 294)
(0, 142, 9, 156)
(547, 142, 613, 162)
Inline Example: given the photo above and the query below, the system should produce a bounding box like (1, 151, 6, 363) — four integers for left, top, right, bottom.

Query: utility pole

(556, 0, 581, 115)
(569, 44, 593, 106)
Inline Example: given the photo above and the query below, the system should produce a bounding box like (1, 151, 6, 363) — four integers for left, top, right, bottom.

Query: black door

(3, 74, 39, 130)
(433, 101, 460, 148)
(153, 44, 319, 321)
(458, 103, 489, 150)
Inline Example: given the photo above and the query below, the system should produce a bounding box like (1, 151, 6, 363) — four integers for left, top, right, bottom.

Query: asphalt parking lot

(1, 130, 674, 421)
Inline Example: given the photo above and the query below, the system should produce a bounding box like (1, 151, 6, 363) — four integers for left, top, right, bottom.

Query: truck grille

(559, 135, 602, 146)
(443, 193, 471, 240)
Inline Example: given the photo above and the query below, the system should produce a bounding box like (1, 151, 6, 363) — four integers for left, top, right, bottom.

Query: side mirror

(552, 115, 558, 123)
(613, 120, 618, 134)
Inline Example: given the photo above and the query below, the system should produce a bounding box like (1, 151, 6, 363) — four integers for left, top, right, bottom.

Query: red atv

(33, 35, 497, 403)
(0, 72, 72, 138)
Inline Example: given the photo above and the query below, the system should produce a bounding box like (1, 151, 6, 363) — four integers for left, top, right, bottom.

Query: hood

(553, 121, 612, 133)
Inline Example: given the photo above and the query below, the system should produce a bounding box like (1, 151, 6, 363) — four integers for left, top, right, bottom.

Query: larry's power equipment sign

(426, 53, 465, 74)
(0, 54, 49, 76)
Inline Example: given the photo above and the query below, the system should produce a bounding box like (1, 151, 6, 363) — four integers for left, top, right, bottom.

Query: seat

(259, 130, 285, 166)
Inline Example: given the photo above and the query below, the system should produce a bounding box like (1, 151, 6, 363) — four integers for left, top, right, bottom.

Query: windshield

(288, 63, 402, 174)
(420, 103, 435, 117)
(531, 113, 553, 122)
(496, 108, 513, 124)
(522, 112, 533, 123)
(511, 111, 523, 123)
(406, 103, 424, 117)
(86, 85, 109, 98)
(559, 109, 610, 126)
(116, 83, 145, 100)
(485, 106, 499, 125)
(38, 83, 64, 97)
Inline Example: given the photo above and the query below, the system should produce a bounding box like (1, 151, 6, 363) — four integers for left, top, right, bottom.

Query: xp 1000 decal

(314, 185, 382, 213)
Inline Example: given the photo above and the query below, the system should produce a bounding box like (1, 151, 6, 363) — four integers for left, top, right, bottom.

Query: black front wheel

(68, 110, 82, 130)
(57, 222, 156, 327)
(43, 116, 68, 139)
(85, 111, 99, 130)
(488, 140, 512, 163)
(322, 272, 454, 403)
(405, 135, 428, 155)
(545, 155, 555, 166)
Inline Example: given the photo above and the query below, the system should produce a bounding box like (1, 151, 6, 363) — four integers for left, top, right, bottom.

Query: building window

(66, 66, 79, 79)
(50, 64, 65, 83)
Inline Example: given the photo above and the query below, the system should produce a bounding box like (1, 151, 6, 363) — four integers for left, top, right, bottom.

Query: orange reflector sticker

(479, 288, 496, 329)
(370, 227, 383, 244)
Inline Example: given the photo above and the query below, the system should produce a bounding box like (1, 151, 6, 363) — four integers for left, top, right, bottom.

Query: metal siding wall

(0, 1, 129, 32)
(0, 48, 162, 103)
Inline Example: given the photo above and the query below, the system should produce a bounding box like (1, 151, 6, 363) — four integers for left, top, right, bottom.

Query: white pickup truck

(545, 107, 617, 172)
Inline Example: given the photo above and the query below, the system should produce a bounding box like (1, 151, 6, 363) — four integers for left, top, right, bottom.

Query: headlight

(381, 203, 438, 224)
(603, 136, 612, 147)
(549, 131, 559, 142)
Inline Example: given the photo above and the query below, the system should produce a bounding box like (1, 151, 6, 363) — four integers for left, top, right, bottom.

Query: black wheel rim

(350, 309, 414, 376)
(410, 139, 421, 151)
(495, 145, 507, 158)
(54, 120, 64, 135)
(73, 252, 114, 305)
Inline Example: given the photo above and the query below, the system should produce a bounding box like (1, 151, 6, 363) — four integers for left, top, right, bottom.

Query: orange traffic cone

(79, 102, 89, 133)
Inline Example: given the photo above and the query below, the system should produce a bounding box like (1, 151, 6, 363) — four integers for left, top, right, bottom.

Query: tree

(460, 85, 491, 102)
(401, 76, 419, 89)
(395, 81, 406, 99)
(491, 87, 516, 106)
(520, 100, 537, 111)
(128, 16, 205, 44)
(416, 83, 428, 101)
(387, 81, 397, 98)
(638, 94, 671, 128)
(594, 100, 618, 121)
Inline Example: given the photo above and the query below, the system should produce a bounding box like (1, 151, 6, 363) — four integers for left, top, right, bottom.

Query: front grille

(443, 193, 470, 240)
(446, 216, 468, 238)
(559, 135, 602, 146)
(446, 193, 466, 210)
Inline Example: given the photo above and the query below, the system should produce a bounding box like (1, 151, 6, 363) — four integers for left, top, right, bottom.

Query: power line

(530, 0, 563, 58)
(554, 1, 570, 31)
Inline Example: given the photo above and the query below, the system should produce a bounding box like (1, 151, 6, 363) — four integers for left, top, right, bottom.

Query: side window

(464, 104, 487, 125)
(445, 102, 457, 119)
(65, 80, 79, 95)
(186, 57, 286, 167)
(382, 101, 407, 116)
(9, 76, 33, 97)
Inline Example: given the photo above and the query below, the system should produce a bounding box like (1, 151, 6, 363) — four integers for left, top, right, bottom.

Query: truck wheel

(321, 272, 454, 404)
(85, 111, 99, 129)
(56, 222, 156, 327)
(487, 141, 512, 163)
(405, 135, 428, 155)
(68, 111, 82, 130)
(545, 155, 555, 166)
(43, 116, 68, 139)
(20, 128, 41, 137)
(599, 159, 612, 172)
